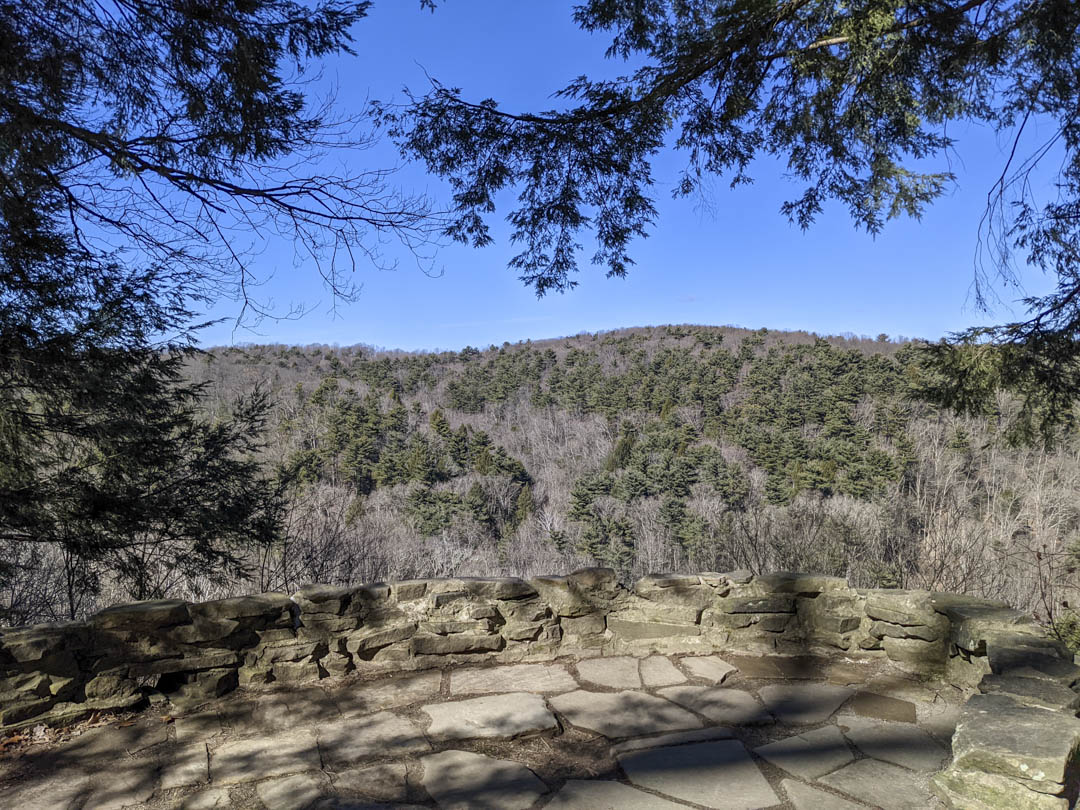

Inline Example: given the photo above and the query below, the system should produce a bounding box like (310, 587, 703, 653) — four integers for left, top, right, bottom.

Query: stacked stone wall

(1, 569, 1078, 807)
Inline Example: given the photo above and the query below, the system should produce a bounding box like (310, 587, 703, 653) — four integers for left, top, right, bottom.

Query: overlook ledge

(1, 570, 1077, 808)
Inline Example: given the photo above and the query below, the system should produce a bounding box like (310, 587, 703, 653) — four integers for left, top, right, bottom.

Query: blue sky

(199, 1, 1058, 350)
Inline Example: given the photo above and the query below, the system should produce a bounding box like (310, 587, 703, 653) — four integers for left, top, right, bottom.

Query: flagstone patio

(0, 651, 964, 809)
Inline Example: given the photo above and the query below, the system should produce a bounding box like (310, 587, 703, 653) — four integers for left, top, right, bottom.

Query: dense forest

(5, 324, 1079, 637)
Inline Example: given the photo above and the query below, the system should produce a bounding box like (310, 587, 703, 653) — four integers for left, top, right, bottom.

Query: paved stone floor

(0, 652, 966, 809)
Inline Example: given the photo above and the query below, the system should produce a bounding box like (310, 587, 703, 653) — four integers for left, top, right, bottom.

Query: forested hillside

(7, 325, 1079, 632)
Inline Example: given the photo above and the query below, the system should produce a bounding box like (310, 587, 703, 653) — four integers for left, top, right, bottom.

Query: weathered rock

(419, 619, 493, 635)
(618, 740, 779, 809)
(272, 655, 321, 683)
(701, 610, 791, 632)
(608, 617, 701, 640)
(634, 573, 715, 608)
(188, 592, 293, 623)
(160, 742, 210, 789)
(979, 673, 1080, 711)
(84, 672, 138, 702)
(746, 572, 849, 596)
(344, 622, 417, 655)
(865, 589, 938, 626)
(332, 762, 414, 803)
(882, 636, 948, 671)
(423, 692, 557, 740)
(758, 682, 853, 725)
(714, 594, 795, 614)
(390, 579, 429, 601)
(333, 670, 441, 716)
(550, 689, 702, 738)
(421, 750, 548, 810)
(460, 576, 537, 601)
(869, 618, 948, 642)
(950, 693, 1080, 789)
(986, 633, 1080, 685)
(500, 600, 552, 624)
(932, 764, 1072, 810)
(410, 633, 503, 655)
(90, 600, 190, 630)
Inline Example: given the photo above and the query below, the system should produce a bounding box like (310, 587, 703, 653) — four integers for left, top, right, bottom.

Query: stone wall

(2, 569, 1078, 807)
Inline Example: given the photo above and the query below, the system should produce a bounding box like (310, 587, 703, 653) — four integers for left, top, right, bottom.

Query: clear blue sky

(199, 1, 1058, 350)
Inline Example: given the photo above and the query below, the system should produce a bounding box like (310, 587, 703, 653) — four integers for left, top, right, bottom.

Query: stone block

(634, 573, 715, 608)
(461, 576, 537, 600)
(419, 619, 493, 635)
(746, 571, 849, 595)
(714, 594, 795, 614)
(502, 622, 543, 641)
(410, 633, 503, 655)
(951, 693, 1080, 789)
(882, 636, 948, 671)
(979, 673, 1080, 712)
(344, 622, 417, 655)
(932, 764, 1072, 810)
(90, 600, 190, 630)
(702, 609, 791, 632)
(608, 617, 701, 640)
(498, 600, 550, 623)
(84, 672, 139, 702)
(527, 576, 592, 618)
(986, 633, 1080, 685)
(272, 655, 322, 683)
(865, 589, 938, 626)
(869, 618, 947, 642)
(188, 592, 293, 623)
(391, 579, 429, 601)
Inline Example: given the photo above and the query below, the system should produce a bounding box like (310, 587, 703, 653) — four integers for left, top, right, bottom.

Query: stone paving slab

(177, 787, 232, 809)
(332, 761, 416, 804)
(682, 655, 737, 684)
(754, 725, 854, 780)
(420, 749, 548, 810)
(782, 779, 865, 810)
(0, 772, 91, 810)
(175, 711, 226, 742)
(819, 758, 935, 810)
(318, 711, 430, 764)
(759, 683, 854, 725)
(840, 716, 948, 772)
(255, 771, 331, 809)
(610, 725, 735, 755)
(658, 685, 772, 726)
(210, 729, 321, 785)
(423, 692, 557, 741)
(618, 739, 780, 809)
(576, 656, 641, 689)
(333, 671, 442, 717)
(450, 663, 577, 695)
(550, 689, 702, 738)
(849, 691, 918, 723)
(542, 779, 689, 809)
(160, 742, 209, 789)
(640, 655, 686, 687)
(83, 763, 157, 810)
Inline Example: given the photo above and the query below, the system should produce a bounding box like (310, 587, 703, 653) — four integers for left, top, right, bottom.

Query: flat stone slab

(423, 692, 557, 741)
(759, 683, 854, 725)
(450, 663, 577, 694)
(819, 759, 934, 810)
(421, 750, 548, 810)
(0, 772, 92, 810)
(550, 689, 702, 738)
(332, 761, 413, 803)
(177, 788, 231, 809)
(849, 691, 917, 723)
(610, 726, 735, 755)
(782, 779, 865, 810)
(160, 742, 209, 789)
(543, 779, 687, 809)
(210, 729, 321, 784)
(658, 685, 772, 726)
(721, 654, 786, 678)
(682, 655, 737, 684)
(333, 670, 442, 716)
(640, 655, 686, 687)
(950, 693, 1080, 785)
(754, 726, 854, 779)
(840, 716, 947, 772)
(576, 656, 641, 689)
(318, 711, 430, 764)
(618, 740, 779, 809)
(255, 772, 330, 809)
